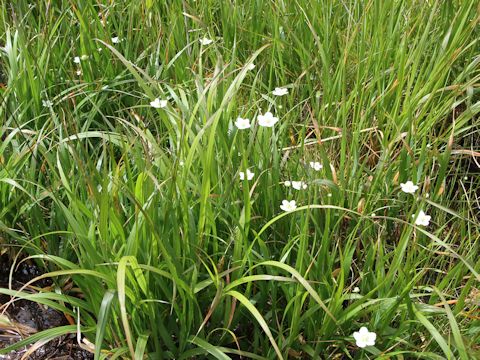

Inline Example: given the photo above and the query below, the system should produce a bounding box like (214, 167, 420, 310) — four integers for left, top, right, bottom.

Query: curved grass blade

(189, 336, 232, 360)
(225, 290, 284, 360)
(134, 334, 149, 360)
(0, 325, 79, 355)
(94, 290, 116, 360)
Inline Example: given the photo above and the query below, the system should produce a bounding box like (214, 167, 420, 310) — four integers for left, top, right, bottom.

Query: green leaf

(225, 290, 284, 360)
(189, 336, 232, 360)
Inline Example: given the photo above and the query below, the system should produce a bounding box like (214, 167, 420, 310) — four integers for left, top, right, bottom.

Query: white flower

(284, 181, 291, 187)
(353, 327, 376, 348)
(239, 169, 254, 181)
(352, 287, 360, 293)
(73, 56, 81, 64)
(150, 98, 168, 109)
(280, 200, 297, 212)
(42, 100, 53, 107)
(246, 63, 255, 70)
(97, 47, 103, 52)
(413, 210, 431, 226)
(309, 161, 323, 171)
(199, 37, 213, 45)
(291, 181, 307, 190)
(400, 181, 419, 194)
(272, 87, 288, 96)
(235, 117, 251, 130)
(257, 112, 279, 127)
(76, 70, 82, 76)
(111, 36, 120, 43)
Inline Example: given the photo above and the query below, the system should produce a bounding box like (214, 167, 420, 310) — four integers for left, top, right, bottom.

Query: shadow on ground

(0, 255, 93, 360)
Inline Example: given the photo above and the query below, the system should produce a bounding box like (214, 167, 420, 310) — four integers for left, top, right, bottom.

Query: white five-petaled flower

(246, 63, 255, 70)
(353, 327, 376, 348)
(239, 169, 254, 181)
(42, 100, 53, 108)
(400, 181, 419, 194)
(309, 161, 323, 171)
(111, 36, 120, 43)
(272, 87, 288, 96)
(257, 112, 279, 127)
(235, 117, 251, 130)
(352, 287, 360, 293)
(291, 181, 307, 190)
(413, 210, 431, 226)
(76, 70, 82, 76)
(73, 56, 81, 64)
(150, 98, 168, 109)
(280, 200, 297, 212)
(199, 37, 213, 45)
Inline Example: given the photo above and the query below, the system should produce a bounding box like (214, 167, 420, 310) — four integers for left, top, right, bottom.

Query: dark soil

(0, 255, 93, 360)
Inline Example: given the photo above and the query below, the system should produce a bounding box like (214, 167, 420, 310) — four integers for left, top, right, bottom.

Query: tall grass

(1, 0, 479, 358)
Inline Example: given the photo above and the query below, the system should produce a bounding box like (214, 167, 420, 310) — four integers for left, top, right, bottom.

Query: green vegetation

(1, 0, 479, 358)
